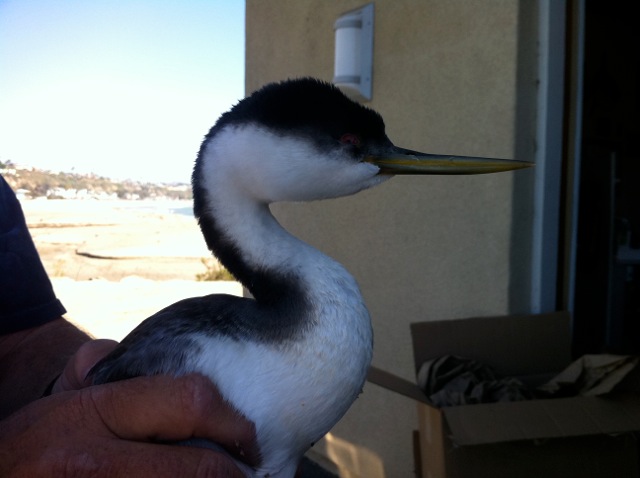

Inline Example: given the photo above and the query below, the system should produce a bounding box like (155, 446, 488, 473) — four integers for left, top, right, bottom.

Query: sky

(0, 0, 245, 183)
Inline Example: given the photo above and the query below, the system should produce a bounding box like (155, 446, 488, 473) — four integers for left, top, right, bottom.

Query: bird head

(194, 78, 531, 204)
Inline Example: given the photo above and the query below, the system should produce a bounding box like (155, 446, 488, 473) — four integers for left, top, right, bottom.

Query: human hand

(0, 373, 259, 477)
(49, 338, 119, 394)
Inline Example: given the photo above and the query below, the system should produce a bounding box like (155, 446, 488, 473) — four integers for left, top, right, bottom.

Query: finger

(2, 387, 248, 478)
(53, 339, 119, 393)
(118, 441, 249, 478)
(23, 432, 247, 478)
(86, 374, 260, 466)
(83, 440, 248, 478)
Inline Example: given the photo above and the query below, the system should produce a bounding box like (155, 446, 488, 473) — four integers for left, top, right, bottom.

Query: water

(112, 199, 194, 218)
(169, 206, 193, 217)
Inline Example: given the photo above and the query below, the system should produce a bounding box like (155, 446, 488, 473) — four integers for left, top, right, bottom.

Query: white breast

(190, 260, 373, 477)
(192, 124, 377, 476)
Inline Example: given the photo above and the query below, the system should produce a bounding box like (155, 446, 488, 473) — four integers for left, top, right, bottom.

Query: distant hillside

(1, 161, 191, 200)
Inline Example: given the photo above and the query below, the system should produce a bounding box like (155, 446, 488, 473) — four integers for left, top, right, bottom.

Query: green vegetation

(195, 257, 236, 282)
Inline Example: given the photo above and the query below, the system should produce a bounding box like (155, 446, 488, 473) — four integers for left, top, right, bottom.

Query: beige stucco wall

(246, 1, 538, 476)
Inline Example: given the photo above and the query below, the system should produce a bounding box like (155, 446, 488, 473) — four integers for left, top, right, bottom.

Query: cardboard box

(368, 312, 640, 478)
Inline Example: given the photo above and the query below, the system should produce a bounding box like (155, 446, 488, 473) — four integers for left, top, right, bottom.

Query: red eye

(339, 133, 361, 146)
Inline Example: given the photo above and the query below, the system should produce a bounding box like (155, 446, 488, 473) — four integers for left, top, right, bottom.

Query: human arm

(0, 306, 260, 476)
(0, 317, 92, 419)
(0, 315, 261, 477)
(0, 373, 259, 477)
(0, 175, 86, 416)
(0, 175, 260, 475)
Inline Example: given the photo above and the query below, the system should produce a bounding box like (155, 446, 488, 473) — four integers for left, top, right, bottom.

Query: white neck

(195, 125, 384, 308)
(192, 125, 375, 475)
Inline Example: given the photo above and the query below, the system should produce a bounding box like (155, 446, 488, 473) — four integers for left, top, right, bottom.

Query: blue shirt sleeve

(0, 175, 66, 334)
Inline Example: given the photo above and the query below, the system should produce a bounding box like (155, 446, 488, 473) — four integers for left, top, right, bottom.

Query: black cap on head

(205, 78, 388, 149)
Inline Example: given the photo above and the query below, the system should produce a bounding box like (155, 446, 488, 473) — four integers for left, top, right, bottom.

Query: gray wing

(89, 293, 254, 384)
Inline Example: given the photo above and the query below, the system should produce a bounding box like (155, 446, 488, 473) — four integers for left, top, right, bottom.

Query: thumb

(52, 339, 118, 393)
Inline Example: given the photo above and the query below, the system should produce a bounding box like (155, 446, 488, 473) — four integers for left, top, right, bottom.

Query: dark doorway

(572, 2, 640, 355)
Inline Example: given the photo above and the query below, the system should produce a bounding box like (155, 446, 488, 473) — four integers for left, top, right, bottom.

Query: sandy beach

(20, 198, 243, 341)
